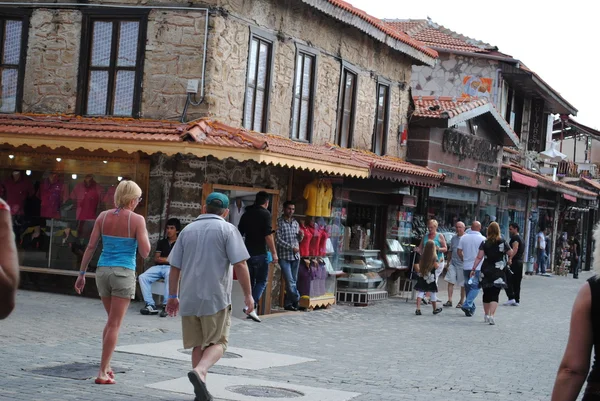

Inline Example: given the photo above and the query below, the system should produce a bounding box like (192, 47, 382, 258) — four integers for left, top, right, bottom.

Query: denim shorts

(95, 266, 136, 299)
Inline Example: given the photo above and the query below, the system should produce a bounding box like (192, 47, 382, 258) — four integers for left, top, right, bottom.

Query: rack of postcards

(383, 205, 416, 270)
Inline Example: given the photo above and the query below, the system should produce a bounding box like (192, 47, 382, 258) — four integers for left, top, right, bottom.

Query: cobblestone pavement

(0, 272, 589, 401)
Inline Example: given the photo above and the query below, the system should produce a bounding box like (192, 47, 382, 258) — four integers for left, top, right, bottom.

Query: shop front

(408, 97, 520, 242)
(2, 114, 448, 315)
(285, 154, 444, 308)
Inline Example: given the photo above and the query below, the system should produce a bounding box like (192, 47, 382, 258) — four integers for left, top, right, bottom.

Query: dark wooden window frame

(76, 8, 149, 118)
(0, 8, 31, 113)
(243, 26, 276, 133)
(336, 61, 359, 148)
(372, 77, 391, 155)
(289, 43, 318, 143)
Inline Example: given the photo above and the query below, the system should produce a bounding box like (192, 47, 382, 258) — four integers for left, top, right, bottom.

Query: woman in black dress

(414, 240, 442, 315)
(469, 222, 514, 325)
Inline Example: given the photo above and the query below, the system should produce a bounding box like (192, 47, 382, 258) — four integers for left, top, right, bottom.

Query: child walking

(415, 240, 443, 315)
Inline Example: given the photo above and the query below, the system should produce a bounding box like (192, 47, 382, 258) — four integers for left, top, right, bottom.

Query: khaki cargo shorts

(182, 305, 232, 352)
(95, 266, 136, 299)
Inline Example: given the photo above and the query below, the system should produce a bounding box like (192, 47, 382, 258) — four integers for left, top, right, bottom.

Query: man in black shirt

(238, 191, 278, 322)
(504, 222, 524, 306)
(139, 218, 181, 317)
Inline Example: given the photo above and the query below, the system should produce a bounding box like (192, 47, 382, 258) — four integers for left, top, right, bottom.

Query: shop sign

(527, 98, 546, 152)
(442, 128, 501, 163)
(476, 163, 498, 177)
(402, 195, 417, 207)
(429, 186, 479, 203)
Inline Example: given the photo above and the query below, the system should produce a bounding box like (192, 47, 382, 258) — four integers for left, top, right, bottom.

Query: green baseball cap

(206, 192, 229, 208)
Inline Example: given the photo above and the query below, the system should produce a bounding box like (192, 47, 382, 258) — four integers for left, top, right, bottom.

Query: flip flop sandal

(443, 301, 452, 307)
(95, 377, 116, 385)
(456, 303, 463, 308)
(107, 370, 115, 379)
(188, 370, 213, 401)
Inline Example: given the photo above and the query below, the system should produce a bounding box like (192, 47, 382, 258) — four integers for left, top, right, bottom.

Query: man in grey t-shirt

(443, 221, 465, 308)
(166, 192, 253, 401)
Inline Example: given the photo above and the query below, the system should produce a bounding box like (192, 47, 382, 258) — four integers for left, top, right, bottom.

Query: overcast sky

(349, 0, 598, 129)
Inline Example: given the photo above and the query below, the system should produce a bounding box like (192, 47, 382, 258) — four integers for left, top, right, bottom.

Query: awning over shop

(563, 194, 577, 202)
(503, 164, 597, 200)
(511, 171, 538, 188)
(582, 177, 600, 193)
(0, 114, 445, 186)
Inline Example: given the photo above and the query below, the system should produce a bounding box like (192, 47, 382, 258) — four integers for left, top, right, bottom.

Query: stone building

(384, 18, 597, 273)
(1, 1, 446, 309)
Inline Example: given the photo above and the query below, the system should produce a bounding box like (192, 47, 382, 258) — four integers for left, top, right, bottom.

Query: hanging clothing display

(303, 179, 319, 216)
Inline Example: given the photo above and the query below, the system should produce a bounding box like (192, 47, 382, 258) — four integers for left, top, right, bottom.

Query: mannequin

(303, 179, 319, 217)
(318, 226, 329, 257)
(299, 218, 313, 257)
(71, 174, 103, 221)
(71, 174, 103, 239)
(41, 172, 67, 219)
(3, 170, 33, 216)
(308, 218, 321, 257)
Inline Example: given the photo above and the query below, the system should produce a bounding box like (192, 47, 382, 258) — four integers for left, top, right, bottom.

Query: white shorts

(435, 261, 445, 284)
(444, 263, 465, 286)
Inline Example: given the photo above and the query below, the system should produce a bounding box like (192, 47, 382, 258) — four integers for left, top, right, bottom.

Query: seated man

(139, 218, 181, 317)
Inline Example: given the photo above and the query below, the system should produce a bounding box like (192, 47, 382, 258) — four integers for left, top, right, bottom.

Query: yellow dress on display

(303, 179, 319, 217)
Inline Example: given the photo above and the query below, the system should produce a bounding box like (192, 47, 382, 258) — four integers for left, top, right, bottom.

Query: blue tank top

(432, 233, 444, 262)
(97, 210, 138, 270)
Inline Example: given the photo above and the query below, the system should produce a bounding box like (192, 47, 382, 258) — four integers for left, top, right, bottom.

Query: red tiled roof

(582, 177, 600, 192)
(332, 147, 444, 185)
(0, 114, 444, 185)
(504, 164, 597, 199)
(384, 19, 494, 54)
(303, 1, 437, 60)
(0, 114, 184, 141)
(412, 96, 489, 119)
(186, 120, 366, 169)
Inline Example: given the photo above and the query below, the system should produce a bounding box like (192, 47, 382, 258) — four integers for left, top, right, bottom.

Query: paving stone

(0, 272, 590, 400)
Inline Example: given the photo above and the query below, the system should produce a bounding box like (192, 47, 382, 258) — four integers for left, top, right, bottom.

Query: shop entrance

(201, 183, 280, 315)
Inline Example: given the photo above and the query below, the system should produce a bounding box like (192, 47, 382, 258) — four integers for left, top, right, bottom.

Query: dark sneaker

(415, 309, 422, 315)
(433, 308, 443, 315)
(159, 306, 168, 318)
(461, 307, 473, 317)
(140, 303, 159, 315)
(443, 301, 452, 307)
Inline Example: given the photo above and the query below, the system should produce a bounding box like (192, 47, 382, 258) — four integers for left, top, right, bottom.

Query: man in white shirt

(536, 228, 547, 275)
(457, 221, 485, 317)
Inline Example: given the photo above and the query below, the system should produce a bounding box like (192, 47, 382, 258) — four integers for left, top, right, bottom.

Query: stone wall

(146, 154, 289, 310)
(142, 9, 208, 120)
(20, 0, 416, 157)
(412, 52, 499, 103)
(23, 9, 81, 114)
(146, 155, 288, 242)
(201, 0, 414, 157)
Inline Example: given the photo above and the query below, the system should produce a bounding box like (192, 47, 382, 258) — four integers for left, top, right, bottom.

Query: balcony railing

(557, 160, 598, 178)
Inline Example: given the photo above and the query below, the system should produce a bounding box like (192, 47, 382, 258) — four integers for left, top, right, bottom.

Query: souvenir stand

(296, 178, 338, 310)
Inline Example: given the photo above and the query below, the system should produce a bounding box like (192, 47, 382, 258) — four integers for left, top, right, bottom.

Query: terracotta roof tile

(504, 164, 597, 198)
(384, 19, 495, 54)
(308, 1, 438, 59)
(0, 114, 185, 142)
(582, 177, 600, 192)
(413, 96, 489, 119)
(0, 114, 444, 185)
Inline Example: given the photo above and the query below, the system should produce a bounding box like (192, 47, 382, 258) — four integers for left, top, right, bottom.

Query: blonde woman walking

(74, 180, 150, 384)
